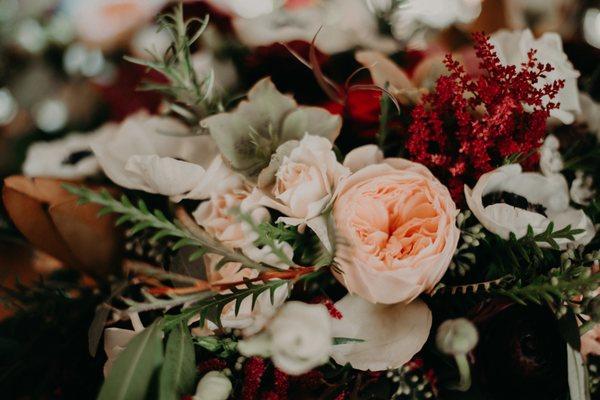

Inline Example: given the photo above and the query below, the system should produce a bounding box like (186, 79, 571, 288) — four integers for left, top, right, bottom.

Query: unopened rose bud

(436, 318, 479, 356)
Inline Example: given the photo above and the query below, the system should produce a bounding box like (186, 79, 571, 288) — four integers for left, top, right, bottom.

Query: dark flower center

(61, 150, 93, 166)
(482, 191, 547, 217)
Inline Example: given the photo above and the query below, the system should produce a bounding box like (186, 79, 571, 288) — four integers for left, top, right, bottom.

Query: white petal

(331, 295, 432, 371)
(124, 155, 206, 196)
(92, 112, 218, 195)
(343, 145, 384, 173)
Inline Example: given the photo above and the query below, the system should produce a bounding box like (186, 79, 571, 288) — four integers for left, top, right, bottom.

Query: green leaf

(332, 337, 365, 345)
(159, 323, 197, 400)
(98, 319, 164, 400)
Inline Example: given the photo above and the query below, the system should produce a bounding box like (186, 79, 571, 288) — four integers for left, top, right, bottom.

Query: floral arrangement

(1, 1, 600, 400)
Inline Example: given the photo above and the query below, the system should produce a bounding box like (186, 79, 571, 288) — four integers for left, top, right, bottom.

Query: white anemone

(465, 164, 595, 249)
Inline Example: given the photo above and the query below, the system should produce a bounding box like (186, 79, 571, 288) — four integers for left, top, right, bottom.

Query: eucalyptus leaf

(158, 323, 197, 400)
(97, 319, 164, 400)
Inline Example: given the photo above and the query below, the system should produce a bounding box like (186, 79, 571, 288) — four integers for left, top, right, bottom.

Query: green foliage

(237, 211, 295, 267)
(495, 267, 598, 307)
(163, 279, 289, 331)
(64, 184, 273, 272)
(519, 223, 585, 251)
(194, 335, 238, 358)
(98, 319, 164, 400)
(125, 3, 221, 126)
(562, 135, 600, 176)
(159, 322, 197, 400)
(478, 223, 583, 284)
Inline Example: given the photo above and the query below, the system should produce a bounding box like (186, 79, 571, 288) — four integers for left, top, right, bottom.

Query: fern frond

(163, 279, 290, 330)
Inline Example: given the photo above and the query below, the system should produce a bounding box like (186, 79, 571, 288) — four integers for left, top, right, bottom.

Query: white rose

(490, 29, 581, 124)
(238, 302, 332, 375)
(193, 187, 294, 269)
(193, 371, 232, 400)
(465, 164, 595, 249)
(256, 134, 349, 249)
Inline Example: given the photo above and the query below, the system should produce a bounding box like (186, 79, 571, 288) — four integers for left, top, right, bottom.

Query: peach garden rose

(333, 146, 460, 304)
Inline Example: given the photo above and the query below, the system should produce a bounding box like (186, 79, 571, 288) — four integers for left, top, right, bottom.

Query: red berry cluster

(405, 32, 564, 201)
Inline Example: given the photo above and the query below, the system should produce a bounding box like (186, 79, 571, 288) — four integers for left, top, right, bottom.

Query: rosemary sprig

(63, 184, 275, 273)
(124, 3, 221, 125)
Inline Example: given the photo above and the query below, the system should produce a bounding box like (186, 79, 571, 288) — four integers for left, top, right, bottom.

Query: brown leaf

(2, 176, 122, 277)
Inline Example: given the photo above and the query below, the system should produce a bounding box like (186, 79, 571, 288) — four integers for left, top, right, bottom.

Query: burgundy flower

(475, 303, 567, 400)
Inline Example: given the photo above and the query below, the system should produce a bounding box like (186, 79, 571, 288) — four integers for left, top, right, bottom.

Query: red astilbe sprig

(405, 32, 564, 202)
(242, 357, 267, 400)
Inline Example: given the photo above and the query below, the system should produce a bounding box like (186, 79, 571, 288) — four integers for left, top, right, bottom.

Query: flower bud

(193, 371, 232, 400)
(436, 318, 479, 356)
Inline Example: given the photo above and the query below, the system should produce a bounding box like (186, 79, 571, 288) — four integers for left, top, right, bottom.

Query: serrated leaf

(158, 322, 197, 400)
(97, 319, 164, 400)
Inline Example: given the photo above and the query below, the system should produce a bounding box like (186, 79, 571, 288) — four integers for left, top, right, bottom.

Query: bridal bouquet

(1, 1, 600, 399)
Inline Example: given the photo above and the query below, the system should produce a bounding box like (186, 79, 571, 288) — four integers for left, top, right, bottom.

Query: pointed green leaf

(158, 323, 197, 400)
(98, 319, 164, 400)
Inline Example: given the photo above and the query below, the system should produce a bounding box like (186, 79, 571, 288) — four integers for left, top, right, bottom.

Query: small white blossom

(193, 371, 232, 400)
(238, 302, 332, 375)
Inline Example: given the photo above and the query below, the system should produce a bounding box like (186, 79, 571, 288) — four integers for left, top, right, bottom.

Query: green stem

(450, 353, 472, 392)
